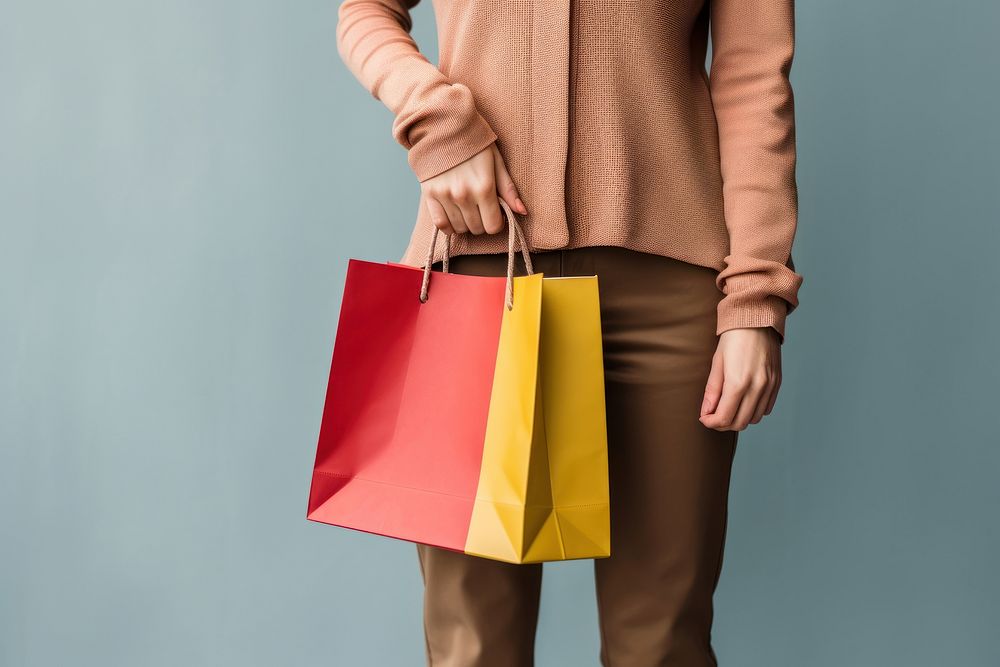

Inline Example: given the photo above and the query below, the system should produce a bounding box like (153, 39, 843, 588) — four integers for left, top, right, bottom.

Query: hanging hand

(699, 327, 783, 431)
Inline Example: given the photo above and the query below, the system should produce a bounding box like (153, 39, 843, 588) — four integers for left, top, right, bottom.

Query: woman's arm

(699, 0, 803, 432)
(336, 0, 526, 235)
(709, 0, 803, 341)
(336, 0, 497, 182)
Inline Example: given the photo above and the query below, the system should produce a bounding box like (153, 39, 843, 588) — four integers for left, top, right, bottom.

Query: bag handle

(419, 197, 534, 310)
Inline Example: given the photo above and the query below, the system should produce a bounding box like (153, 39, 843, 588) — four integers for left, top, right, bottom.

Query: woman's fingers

(763, 373, 781, 416)
(421, 144, 520, 236)
(456, 192, 485, 235)
(700, 375, 744, 430)
(750, 386, 770, 425)
(479, 194, 505, 235)
(424, 196, 454, 235)
(493, 144, 527, 215)
(732, 374, 767, 430)
(699, 328, 783, 431)
(420, 142, 528, 239)
(701, 351, 724, 418)
(439, 198, 468, 234)
(751, 374, 779, 424)
(764, 353, 782, 416)
(702, 373, 771, 432)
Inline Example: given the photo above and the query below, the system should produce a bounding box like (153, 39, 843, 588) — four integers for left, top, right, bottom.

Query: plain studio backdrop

(2, 1, 998, 665)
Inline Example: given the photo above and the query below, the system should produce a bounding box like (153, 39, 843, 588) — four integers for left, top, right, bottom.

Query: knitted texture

(336, 0, 804, 339)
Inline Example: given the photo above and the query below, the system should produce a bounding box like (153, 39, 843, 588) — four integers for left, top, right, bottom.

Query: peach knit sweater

(336, 0, 804, 339)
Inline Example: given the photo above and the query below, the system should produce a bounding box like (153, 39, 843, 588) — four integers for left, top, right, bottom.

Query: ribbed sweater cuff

(716, 294, 789, 343)
(407, 110, 498, 182)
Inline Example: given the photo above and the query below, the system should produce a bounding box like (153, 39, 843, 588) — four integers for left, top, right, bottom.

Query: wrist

(720, 326, 782, 342)
(716, 297, 787, 344)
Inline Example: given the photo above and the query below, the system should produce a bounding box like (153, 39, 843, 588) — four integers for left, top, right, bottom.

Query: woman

(336, 0, 803, 664)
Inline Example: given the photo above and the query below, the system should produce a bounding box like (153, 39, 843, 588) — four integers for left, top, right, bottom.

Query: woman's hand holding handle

(420, 143, 528, 236)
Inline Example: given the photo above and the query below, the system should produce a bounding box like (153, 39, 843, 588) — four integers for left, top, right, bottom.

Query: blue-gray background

(3, 1, 998, 665)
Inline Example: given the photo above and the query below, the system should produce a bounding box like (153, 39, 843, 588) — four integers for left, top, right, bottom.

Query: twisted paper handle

(419, 198, 534, 310)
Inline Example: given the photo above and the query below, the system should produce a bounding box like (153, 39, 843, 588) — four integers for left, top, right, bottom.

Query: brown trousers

(417, 247, 738, 666)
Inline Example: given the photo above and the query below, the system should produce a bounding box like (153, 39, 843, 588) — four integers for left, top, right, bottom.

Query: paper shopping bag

(307, 201, 610, 563)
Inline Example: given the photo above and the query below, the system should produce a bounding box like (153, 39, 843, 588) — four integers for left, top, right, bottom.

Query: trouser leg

(563, 247, 738, 667)
(416, 543, 543, 667)
(415, 250, 560, 667)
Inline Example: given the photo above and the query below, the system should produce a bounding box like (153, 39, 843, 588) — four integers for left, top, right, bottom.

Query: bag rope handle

(419, 197, 534, 310)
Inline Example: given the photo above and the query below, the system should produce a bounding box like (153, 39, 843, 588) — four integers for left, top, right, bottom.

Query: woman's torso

(563, 0, 727, 259)
(405, 0, 730, 270)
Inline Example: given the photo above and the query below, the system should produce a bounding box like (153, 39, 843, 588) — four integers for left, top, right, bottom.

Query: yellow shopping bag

(463, 217, 610, 563)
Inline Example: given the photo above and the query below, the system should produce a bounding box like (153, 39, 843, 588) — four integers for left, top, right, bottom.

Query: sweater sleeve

(336, 0, 498, 182)
(709, 0, 804, 342)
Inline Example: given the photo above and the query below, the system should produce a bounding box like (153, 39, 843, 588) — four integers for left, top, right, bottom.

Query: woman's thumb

(492, 145, 528, 215)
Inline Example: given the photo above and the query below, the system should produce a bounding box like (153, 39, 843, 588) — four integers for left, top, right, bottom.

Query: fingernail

(515, 198, 527, 214)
